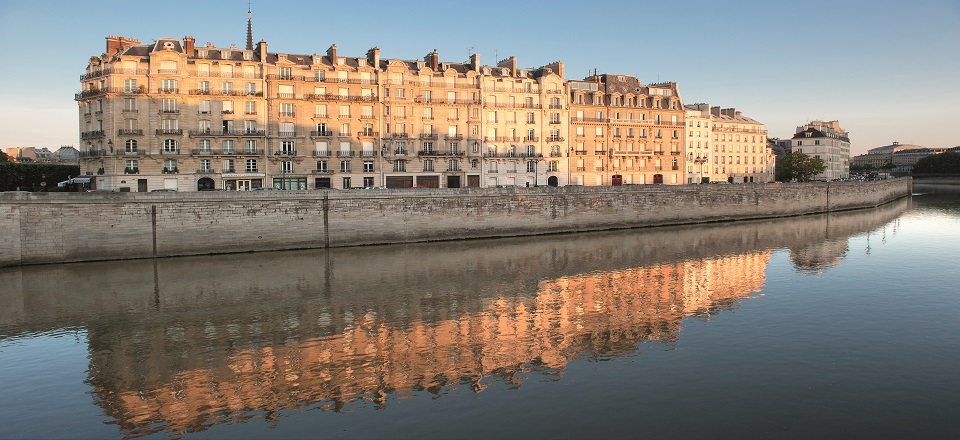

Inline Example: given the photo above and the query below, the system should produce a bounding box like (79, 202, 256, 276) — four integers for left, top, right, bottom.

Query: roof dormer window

(358, 59, 366, 67)
(337, 58, 345, 66)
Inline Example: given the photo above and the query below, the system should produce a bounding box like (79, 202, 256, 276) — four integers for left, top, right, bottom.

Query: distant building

(850, 142, 942, 173)
(791, 120, 850, 180)
(767, 138, 789, 179)
(57, 145, 80, 162)
(5, 147, 37, 162)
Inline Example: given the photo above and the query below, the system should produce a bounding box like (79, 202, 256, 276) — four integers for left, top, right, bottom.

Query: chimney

(710, 106, 721, 117)
(183, 36, 195, 56)
(366, 47, 380, 69)
(106, 36, 120, 54)
(544, 61, 565, 79)
(257, 40, 268, 63)
(327, 44, 338, 64)
(470, 53, 481, 73)
(425, 49, 439, 71)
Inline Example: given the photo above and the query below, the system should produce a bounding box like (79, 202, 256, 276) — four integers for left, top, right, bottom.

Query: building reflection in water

(0, 198, 908, 437)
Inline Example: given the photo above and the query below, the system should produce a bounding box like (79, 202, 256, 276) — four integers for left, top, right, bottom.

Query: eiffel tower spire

(246, 2, 253, 51)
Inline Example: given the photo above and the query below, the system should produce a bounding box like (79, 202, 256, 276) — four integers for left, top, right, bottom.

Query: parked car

(150, 188, 177, 192)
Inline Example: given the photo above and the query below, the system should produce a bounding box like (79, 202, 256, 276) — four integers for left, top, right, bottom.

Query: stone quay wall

(0, 178, 911, 267)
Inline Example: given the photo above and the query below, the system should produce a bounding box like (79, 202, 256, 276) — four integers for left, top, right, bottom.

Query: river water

(1, 185, 958, 439)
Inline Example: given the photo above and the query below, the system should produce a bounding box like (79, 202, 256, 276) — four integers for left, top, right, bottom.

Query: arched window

(163, 139, 178, 153)
(124, 139, 138, 153)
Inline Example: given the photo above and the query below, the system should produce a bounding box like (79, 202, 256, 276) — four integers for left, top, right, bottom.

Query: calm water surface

(1, 185, 959, 439)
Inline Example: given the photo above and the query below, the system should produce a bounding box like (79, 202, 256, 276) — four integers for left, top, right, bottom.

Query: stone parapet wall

(0, 179, 911, 267)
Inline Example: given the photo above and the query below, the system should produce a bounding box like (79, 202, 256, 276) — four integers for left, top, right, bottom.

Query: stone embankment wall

(0, 179, 911, 267)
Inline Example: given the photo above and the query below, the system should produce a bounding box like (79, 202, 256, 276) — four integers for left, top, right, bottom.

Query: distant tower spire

(246, 2, 253, 51)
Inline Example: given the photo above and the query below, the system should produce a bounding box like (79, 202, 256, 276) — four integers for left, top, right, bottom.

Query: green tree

(913, 151, 960, 174)
(779, 152, 827, 182)
(0, 151, 8, 162)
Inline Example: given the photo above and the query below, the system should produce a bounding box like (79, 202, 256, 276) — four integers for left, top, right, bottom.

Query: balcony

(670, 151, 681, 155)
(445, 134, 464, 140)
(389, 133, 411, 139)
(159, 109, 180, 114)
(118, 129, 143, 136)
(311, 169, 335, 174)
(419, 133, 439, 140)
(196, 169, 216, 174)
(312, 151, 332, 157)
(356, 131, 379, 138)
(276, 93, 296, 99)
(124, 168, 140, 174)
(547, 136, 564, 142)
(119, 150, 144, 156)
(310, 130, 335, 137)
(550, 152, 563, 157)
(79, 150, 108, 158)
(80, 130, 104, 139)
(158, 88, 179, 94)
(160, 149, 181, 155)
(161, 167, 179, 174)
(336, 151, 355, 157)
(653, 151, 664, 155)
(189, 89, 212, 95)
(419, 150, 465, 157)
(277, 131, 298, 137)
(156, 129, 183, 135)
(359, 150, 378, 157)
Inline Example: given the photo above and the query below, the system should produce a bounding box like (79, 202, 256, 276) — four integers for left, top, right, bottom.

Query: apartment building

(709, 107, 772, 183)
(683, 104, 713, 183)
(567, 75, 686, 186)
(791, 120, 850, 180)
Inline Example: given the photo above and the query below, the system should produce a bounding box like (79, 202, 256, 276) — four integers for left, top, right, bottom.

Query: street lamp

(566, 146, 574, 186)
(694, 156, 707, 184)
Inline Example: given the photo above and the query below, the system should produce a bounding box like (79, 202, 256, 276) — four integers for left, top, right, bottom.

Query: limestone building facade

(791, 120, 850, 180)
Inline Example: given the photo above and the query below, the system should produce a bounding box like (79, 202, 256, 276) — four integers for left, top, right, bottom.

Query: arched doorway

(197, 177, 215, 191)
(611, 174, 623, 186)
(653, 174, 664, 184)
(547, 176, 559, 187)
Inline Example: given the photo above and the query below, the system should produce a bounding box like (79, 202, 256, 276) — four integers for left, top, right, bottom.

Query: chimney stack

(366, 47, 380, 69)
(470, 53, 481, 73)
(425, 49, 439, 71)
(183, 36, 195, 56)
(257, 40, 268, 63)
(327, 44, 338, 64)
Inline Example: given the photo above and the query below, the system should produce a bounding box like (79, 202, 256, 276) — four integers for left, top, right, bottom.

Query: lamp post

(694, 156, 707, 184)
(567, 146, 574, 186)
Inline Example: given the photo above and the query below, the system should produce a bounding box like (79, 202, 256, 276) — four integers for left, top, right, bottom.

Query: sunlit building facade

(791, 120, 850, 180)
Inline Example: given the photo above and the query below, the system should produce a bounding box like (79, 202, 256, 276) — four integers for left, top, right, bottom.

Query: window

(222, 101, 234, 114)
(197, 81, 210, 94)
(123, 79, 138, 93)
(223, 139, 235, 153)
(363, 161, 374, 172)
(244, 83, 257, 95)
(123, 98, 137, 112)
(339, 105, 350, 117)
(448, 159, 460, 171)
(223, 159, 235, 172)
(342, 177, 351, 189)
(244, 121, 258, 134)
(124, 159, 139, 174)
(363, 176, 374, 187)
(199, 100, 211, 115)
(221, 82, 233, 94)
(548, 161, 558, 172)
(245, 159, 258, 172)
(162, 139, 178, 153)
(279, 67, 292, 80)
(281, 160, 293, 173)
(245, 101, 257, 115)
(394, 160, 406, 172)
(163, 159, 178, 173)
(198, 139, 211, 153)
(160, 98, 178, 113)
(422, 141, 434, 153)
(281, 140, 295, 155)
(198, 120, 211, 134)
(124, 139, 138, 153)
(423, 159, 434, 172)
(317, 160, 328, 172)
(200, 159, 211, 172)
(280, 103, 295, 117)
(340, 160, 351, 172)
(527, 161, 536, 172)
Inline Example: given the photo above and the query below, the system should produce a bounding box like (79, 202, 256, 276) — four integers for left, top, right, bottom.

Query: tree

(0, 151, 7, 162)
(779, 152, 827, 182)
(912, 151, 960, 174)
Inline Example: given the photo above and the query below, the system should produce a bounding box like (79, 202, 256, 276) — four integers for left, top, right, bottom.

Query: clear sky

(0, 0, 957, 155)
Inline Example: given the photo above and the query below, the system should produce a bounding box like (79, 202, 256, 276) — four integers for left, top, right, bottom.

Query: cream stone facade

(683, 104, 713, 183)
(567, 75, 685, 186)
(709, 107, 773, 183)
(791, 120, 850, 180)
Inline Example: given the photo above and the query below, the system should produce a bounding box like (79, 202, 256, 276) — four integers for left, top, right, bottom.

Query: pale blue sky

(1, 0, 957, 155)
